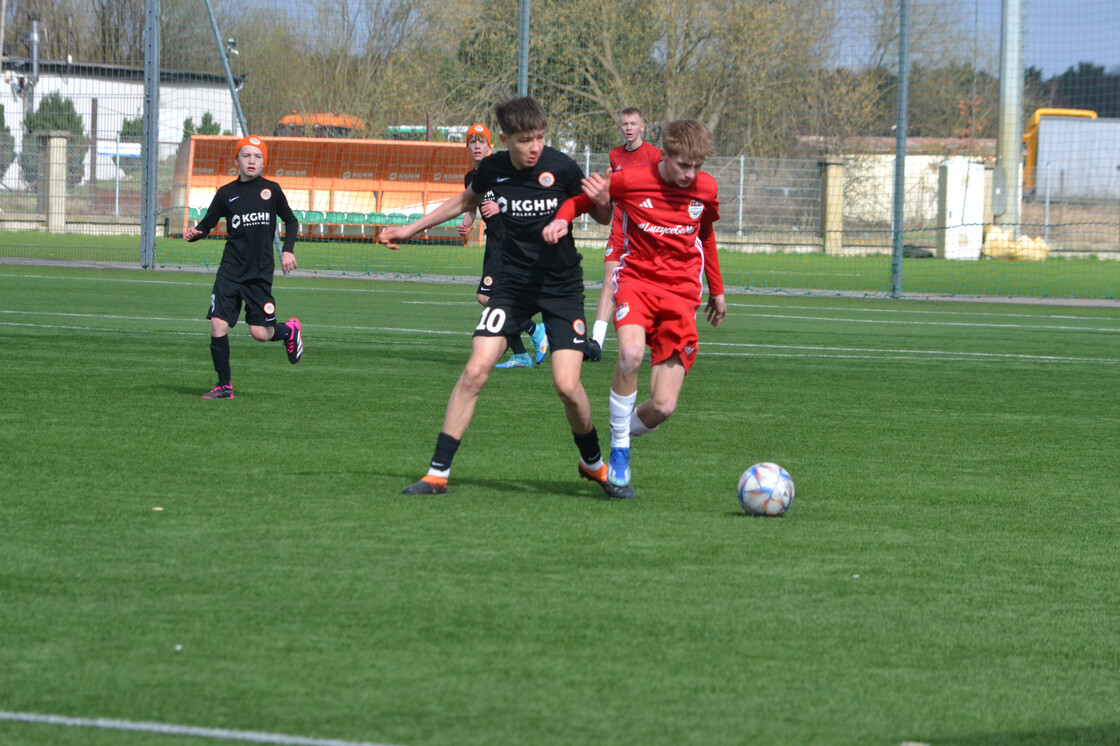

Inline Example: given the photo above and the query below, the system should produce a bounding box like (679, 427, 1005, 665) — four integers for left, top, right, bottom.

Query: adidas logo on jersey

(638, 198, 654, 209)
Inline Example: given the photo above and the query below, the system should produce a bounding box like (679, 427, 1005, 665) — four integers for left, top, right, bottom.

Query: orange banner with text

(184, 135, 475, 230)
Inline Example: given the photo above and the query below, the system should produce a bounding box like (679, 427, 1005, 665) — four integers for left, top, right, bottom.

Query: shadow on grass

(355, 470, 640, 502)
(931, 724, 1120, 746)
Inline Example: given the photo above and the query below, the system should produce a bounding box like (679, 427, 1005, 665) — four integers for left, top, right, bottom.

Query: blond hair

(660, 120, 714, 162)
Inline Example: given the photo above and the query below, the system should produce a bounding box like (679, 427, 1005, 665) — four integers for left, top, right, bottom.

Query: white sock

(630, 409, 659, 438)
(609, 389, 636, 449)
(592, 319, 609, 346)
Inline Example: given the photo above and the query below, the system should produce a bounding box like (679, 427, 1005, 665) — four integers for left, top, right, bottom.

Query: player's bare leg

(588, 260, 620, 362)
(442, 334, 508, 439)
(638, 355, 687, 429)
(402, 335, 507, 495)
(550, 349, 593, 433)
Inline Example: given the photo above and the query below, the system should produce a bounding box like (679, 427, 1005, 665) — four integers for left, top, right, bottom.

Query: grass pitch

(1, 265, 1119, 746)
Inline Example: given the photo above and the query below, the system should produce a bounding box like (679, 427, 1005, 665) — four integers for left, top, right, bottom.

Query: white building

(0, 56, 240, 188)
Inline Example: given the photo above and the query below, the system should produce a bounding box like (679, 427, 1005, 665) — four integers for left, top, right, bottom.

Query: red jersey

(605, 142, 661, 261)
(609, 140, 662, 172)
(557, 163, 723, 305)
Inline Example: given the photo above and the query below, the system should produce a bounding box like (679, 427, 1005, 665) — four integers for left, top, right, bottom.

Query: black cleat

(202, 384, 234, 399)
(578, 461, 636, 499)
(584, 339, 603, 362)
(402, 476, 448, 495)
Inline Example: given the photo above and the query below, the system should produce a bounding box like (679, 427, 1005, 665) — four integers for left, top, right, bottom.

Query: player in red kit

(543, 120, 727, 488)
(587, 107, 661, 362)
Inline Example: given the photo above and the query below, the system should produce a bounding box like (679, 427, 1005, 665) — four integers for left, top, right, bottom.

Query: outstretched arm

(380, 188, 482, 250)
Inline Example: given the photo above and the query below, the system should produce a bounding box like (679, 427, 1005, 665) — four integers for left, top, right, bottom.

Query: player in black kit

(457, 122, 548, 369)
(379, 97, 633, 499)
(185, 135, 304, 400)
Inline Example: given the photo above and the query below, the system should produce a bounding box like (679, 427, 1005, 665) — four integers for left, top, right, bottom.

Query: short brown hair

(620, 107, 643, 120)
(494, 96, 548, 136)
(660, 120, 714, 162)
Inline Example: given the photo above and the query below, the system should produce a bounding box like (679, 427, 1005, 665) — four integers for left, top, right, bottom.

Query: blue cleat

(495, 352, 534, 369)
(530, 322, 549, 364)
(608, 446, 631, 487)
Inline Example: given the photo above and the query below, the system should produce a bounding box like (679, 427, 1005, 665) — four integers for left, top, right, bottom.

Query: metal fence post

(140, 0, 159, 268)
(890, 0, 911, 298)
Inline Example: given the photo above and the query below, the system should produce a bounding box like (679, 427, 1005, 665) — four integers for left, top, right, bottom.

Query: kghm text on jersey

(507, 198, 559, 216)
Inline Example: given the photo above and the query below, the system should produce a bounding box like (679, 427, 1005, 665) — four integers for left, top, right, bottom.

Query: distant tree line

(1, 0, 1116, 157)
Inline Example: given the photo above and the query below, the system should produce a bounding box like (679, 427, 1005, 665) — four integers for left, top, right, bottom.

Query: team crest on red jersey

(688, 200, 704, 219)
(615, 302, 629, 321)
(538, 171, 555, 187)
(260, 188, 272, 200)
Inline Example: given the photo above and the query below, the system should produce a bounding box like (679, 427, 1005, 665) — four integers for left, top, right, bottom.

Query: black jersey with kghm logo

(470, 146, 584, 275)
(191, 176, 299, 283)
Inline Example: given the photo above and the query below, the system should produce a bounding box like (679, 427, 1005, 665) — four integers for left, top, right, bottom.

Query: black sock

(210, 335, 231, 385)
(573, 427, 602, 466)
(272, 323, 291, 342)
(507, 334, 527, 355)
(524, 320, 537, 335)
(430, 432, 461, 473)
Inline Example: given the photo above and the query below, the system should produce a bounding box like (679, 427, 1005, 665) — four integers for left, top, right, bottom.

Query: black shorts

(474, 273, 588, 352)
(474, 238, 501, 295)
(476, 239, 502, 296)
(207, 275, 278, 327)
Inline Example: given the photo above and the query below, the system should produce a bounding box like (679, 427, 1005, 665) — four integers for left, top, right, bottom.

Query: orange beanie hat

(234, 135, 268, 162)
(466, 123, 491, 148)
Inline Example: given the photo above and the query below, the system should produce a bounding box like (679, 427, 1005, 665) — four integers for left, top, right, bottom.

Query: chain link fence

(1, 0, 1118, 296)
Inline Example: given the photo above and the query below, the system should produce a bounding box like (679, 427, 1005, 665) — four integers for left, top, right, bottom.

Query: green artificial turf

(2, 229, 1119, 299)
(1, 266, 1118, 745)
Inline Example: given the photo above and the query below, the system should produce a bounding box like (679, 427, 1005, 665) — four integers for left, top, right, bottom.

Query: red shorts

(613, 286, 699, 373)
(604, 215, 626, 263)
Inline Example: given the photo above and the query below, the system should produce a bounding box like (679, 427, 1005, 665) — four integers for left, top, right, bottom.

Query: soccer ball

(737, 462, 795, 516)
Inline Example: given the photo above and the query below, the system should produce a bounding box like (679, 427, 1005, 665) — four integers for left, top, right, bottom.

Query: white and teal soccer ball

(737, 462, 794, 516)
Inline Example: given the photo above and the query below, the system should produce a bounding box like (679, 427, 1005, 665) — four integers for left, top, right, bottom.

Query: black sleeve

(274, 186, 299, 254)
(472, 159, 494, 196)
(189, 190, 226, 241)
(564, 157, 585, 199)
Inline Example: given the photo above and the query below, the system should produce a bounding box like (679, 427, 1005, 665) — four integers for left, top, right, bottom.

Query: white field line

(0, 272, 465, 297)
(2, 306, 1117, 336)
(4, 271, 1119, 321)
(705, 341, 1120, 364)
(726, 300, 1119, 322)
(0, 710, 402, 746)
(2, 314, 1117, 365)
(735, 311, 1119, 333)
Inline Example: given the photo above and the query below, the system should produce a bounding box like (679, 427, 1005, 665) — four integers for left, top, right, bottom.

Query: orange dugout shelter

(179, 135, 475, 239)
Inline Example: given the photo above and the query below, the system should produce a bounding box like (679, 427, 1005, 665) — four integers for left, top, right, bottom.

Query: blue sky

(974, 0, 1120, 77)
(831, 0, 1118, 78)
(1023, 0, 1120, 76)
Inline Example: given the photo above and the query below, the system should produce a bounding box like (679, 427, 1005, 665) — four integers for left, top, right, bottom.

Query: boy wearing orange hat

(457, 122, 548, 369)
(185, 135, 303, 399)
